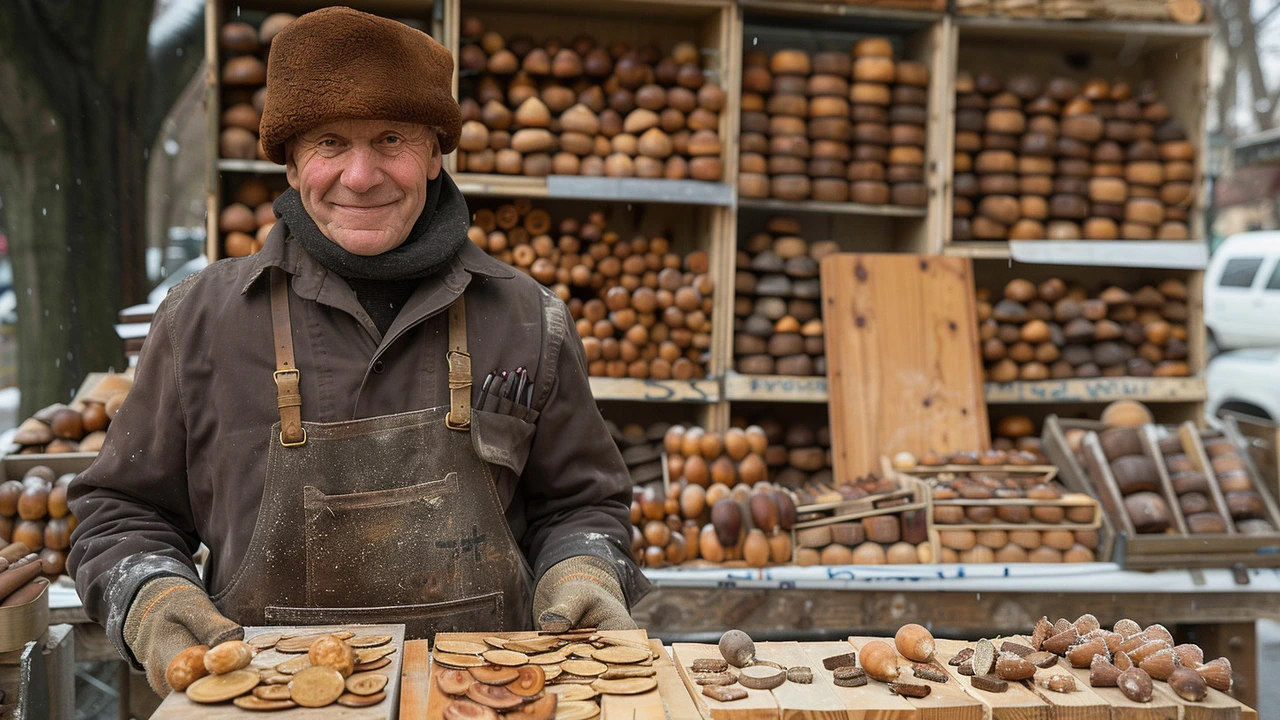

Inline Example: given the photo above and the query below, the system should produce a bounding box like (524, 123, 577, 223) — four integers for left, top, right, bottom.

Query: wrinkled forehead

(294, 119, 436, 143)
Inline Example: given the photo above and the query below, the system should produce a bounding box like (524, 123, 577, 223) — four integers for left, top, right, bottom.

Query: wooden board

(672, 643, 780, 720)
(1059, 664, 1179, 719)
(1000, 636, 1113, 720)
(820, 254, 988, 481)
(426, 631, 662, 720)
(752, 643, 850, 720)
(153, 624, 405, 719)
(399, 639, 431, 720)
(845, 638, 983, 720)
(799, 642, 916, 720)
(652, 640, 704, 720)
(930, 639, 1050, 720)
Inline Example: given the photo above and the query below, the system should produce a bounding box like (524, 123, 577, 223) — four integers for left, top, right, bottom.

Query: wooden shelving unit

(203, 0, 1212, 433)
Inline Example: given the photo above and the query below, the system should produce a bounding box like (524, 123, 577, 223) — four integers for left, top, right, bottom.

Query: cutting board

(425, 630, 664, 720)
(820, 254, 989, 480)
(930, 639, 1050, 720)
(153, 624, 405, 719)
(845, 638, 983, 720)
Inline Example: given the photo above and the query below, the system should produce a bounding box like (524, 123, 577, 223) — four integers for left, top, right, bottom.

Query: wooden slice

(547, 684, 599, 701)
(437, 640, 490, 655)
(562, 660, 608, 677)
(247, 633, 282, 651)
(346, 671, 389, 696)
(290, 666, 346, 708)
(592, 646, 651, 664)
(739, 666, 785, 690)
(357, 645, 397, 664)
(438, 669, 475, 695)
(445, 699, 500, 720)
(274, 655, 312, 674)
(253, 684, 293, 701)
(275, 633, 330, 654)
(562, 643, 597, 659)
(233, 696, 297, 711)
(260, 673, 292, 685)
(186, 669, 260, 704)
(337, 690, 387, 707)
(437, 652, 486, 669)
(520, 693, 558, 720)
(555, 700, 601, 720)
(467, 681, 525, 709)
(510, 665, 547, 696)
(505, 637, 560, 653)
(484, 649, 530, 666)
(590, 677, 659, 695)
(529, 651, 570, 665)
(472, 665, 521, 685)
(347, 634, 392, 648)
(355, 656, 392, 673)
(1168, 0, 1204, 23)
(542, 666, 562, 681)
(601, 666, 656, 680)
(483, 637, 510, 649)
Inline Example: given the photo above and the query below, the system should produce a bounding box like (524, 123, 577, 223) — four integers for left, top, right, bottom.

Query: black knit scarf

(274, 171, 471, 334)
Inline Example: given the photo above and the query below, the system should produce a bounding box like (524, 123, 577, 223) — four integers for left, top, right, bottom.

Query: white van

(1204, 232, 1280, 351)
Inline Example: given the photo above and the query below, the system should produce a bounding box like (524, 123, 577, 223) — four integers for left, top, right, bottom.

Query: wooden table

(633, 563, 1280, 711)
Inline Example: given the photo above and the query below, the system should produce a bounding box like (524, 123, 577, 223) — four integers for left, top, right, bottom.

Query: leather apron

(211, 268, 534, 637)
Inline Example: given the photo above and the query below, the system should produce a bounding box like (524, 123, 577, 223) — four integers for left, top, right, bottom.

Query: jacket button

(372, 361, 385, 374)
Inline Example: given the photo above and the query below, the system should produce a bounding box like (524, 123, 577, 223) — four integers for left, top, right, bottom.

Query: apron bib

(211, 268, 533, 636)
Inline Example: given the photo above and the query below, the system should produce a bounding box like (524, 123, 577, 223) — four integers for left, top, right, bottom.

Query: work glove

(123, 576, 243, 695)
(534, 555, 637, 632)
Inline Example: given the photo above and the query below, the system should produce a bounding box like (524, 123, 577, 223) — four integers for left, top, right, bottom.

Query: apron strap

(269, 268, 307, 447)
(446, 299, 471, 431)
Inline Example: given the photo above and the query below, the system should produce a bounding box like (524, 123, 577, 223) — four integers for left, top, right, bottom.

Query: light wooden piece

(1002, 635, 1112, 718)
(846, 637, 984, 720)
(821, 254, 989, 480)
(399, 639, 431, 719)
(672, 643, 779, 720)
(1059, 663, 1179, 719)
(751, 643, 848, 720)
(799, 642, 916, 720)
(930, 639, 1050, 719)
(651, 640, 703, 720)
(152, 624, 404, 719)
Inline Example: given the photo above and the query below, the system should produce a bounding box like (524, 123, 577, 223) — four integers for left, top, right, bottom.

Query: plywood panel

(821, 254, 988, 480)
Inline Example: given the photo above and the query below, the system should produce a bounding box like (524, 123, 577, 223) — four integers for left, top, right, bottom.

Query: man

(68, 6, 646, 695)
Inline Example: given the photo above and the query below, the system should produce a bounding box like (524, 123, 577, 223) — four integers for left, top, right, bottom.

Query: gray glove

(533, 556, 636, 632)
(123, 576, 243, 694)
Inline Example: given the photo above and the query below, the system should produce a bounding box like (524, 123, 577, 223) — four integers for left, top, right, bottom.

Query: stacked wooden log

(953, 72, 1196, 242)
(218, 177, 283, 258)
(738, 39, 930, 205)
(456, 19, 725, 180)
(976, 276, 1192, 381)
(216, 13, 297, 161)
(0, 467, 78, 577)
(469, 200, 714, 379)
(734, 217, 832, 376)
(626, 424, 798, 568)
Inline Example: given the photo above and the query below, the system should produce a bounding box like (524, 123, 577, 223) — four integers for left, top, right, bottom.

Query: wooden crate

(941, 19, 1212, 253)
(756, 0, 945, 11)
(1046, 415, 1280, 568)
(203, 0, 442, 261)
(2, 372, 126, 473)
(1223, 411, 1279, 500)
(902, 461, 1104, 531)
(790, 473, 938, 564)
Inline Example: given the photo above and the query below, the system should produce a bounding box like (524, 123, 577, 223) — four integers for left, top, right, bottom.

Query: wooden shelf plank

(739, 0, 943, 23)
(947, 240, 1209, 268)
(737, 197, 928, 218)
(985, 377, 1206, 404)
(724, 373, 828, 403)
(216, 158, 285, 174)
(943, 242, 1012, 260)
(589, 377, 721, 403)
(956, 15, 1212, 41)
(455, 173, 734, 206)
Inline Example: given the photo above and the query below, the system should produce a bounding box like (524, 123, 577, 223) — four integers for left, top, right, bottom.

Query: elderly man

(68, 6, 646, 694)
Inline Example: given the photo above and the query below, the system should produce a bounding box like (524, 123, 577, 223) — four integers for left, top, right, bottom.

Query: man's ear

(427, 131, 444, 180)
(284, 140, 300, 189)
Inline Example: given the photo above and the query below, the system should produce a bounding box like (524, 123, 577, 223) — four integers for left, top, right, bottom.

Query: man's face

(285, 119, 443, 256)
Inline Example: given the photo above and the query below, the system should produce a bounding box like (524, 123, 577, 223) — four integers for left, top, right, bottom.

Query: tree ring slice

(338, 690, 387, 707)
(562, 660, 608, 677)
(233, 696, 297, 711)
(483, 649, 531, 666)
(590, 677, 658, 695)
(437, 640, 490, 655)
(346, 671, 389, 695)
(592, 646, 651, 664)
(547, 684, 599, 701)
(290, 666, 347, 708)
(186, 670, 260, 704)
(347, 634, 392, 648)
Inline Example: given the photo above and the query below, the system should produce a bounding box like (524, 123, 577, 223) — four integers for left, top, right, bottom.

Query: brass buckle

(280, 426, 308, 448)
(445, 411, 469, 431)
(273, 368, 300, 386)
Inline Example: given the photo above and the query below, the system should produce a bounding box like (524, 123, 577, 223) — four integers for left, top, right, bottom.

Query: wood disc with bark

(185, 669, 260, 704)
(590, 677, 659, 695)
(437, 640, 490, 655)
(346, 672, 389, 696)
(438, 669, 475, 695)
(444, 699, 500, 720)
(337, 690, 387, 707)
(253, 684, 293, 701)
(739, 666, 785, 690)
(1167, 0, 1204, 23)
(347, 634, 392, 648)
(563, 659, 608, 677)
(547, 684, 599, 701)
(467, 682, 525, 709)
(520, 694, 558, 720)
(592, 646, 651, 664)
(483, 649, 530, 667)
(233, 696, 297, 711)
(554, 701, 602, 720)
(510, 665, 547, 696)
(289, 666, 346, 708)
(471, 665, 521, 685)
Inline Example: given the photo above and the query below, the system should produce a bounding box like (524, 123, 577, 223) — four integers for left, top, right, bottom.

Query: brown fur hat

(259, 6, 460, 164)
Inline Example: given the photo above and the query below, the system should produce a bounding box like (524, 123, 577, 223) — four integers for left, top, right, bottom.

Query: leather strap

(446, 299, 471, 431)
(269, 268, 306, 447)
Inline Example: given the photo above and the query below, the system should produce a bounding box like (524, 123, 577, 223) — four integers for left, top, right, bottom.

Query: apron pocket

(470, 409, 538, 477)
(303, 475, 459, 607)
(265, 590, 505, 637)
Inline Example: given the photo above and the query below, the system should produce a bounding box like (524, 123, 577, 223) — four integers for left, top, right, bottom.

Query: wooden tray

(152, 624, 405, 719)
(1041, 416, 1118, 562)
(425, 631, 663, 720)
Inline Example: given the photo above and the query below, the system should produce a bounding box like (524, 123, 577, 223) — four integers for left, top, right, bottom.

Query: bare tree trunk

(0, 0, 200, 417)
